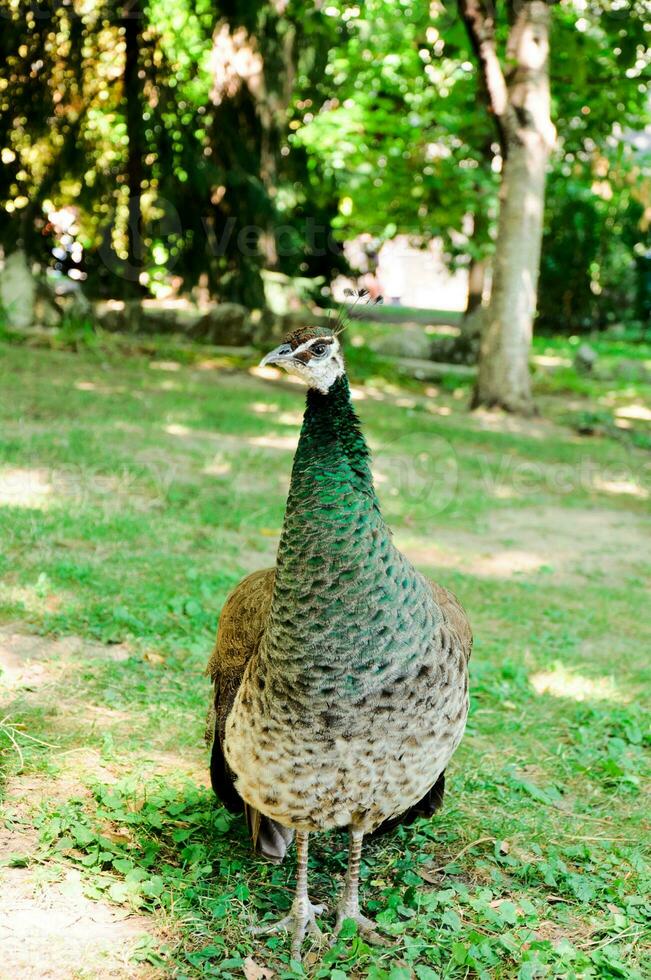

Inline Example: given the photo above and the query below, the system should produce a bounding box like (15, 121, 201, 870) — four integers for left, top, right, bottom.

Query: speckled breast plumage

(225, 589, 468, 833)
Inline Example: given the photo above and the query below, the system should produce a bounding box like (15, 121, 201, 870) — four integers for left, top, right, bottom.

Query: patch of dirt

(0, 776, 161, 980)
(0, 627, 130, 691)
(1, 630, 205, 978)
(402, 504, 650, 583)
(0, 866, 158, 979)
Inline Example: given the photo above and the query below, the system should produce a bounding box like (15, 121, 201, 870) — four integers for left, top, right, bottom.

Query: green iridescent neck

(275, 373, 383, 598)
(285, 375, 376, 504)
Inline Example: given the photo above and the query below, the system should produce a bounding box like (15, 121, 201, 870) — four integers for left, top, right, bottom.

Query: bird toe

(252, 900, 325, 961)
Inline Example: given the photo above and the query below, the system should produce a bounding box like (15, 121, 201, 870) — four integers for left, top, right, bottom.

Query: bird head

(259, 327, 345, 394)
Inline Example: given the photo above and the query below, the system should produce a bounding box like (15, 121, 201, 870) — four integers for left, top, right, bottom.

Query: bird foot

(332, 907, 390, 947)
(251, 899, 325, 960)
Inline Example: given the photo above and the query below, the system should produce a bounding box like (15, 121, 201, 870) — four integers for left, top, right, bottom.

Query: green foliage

(1, 0, 649, 330)
(538, 1, 651, 330)
(295, 0, 496, 258)
(296, 0, 650, 323)
(0, 0, 341, 304)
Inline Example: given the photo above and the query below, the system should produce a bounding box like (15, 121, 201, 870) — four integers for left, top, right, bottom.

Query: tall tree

(459, 0, 556, 414)
(121, 0, 144, 287)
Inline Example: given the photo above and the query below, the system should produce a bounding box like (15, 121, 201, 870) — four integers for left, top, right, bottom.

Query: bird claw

(331, 910, 391, 948)
(251, 900, 325, 960)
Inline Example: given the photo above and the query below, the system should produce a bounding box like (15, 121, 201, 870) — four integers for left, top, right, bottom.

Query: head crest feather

(332, 288, 383, 337)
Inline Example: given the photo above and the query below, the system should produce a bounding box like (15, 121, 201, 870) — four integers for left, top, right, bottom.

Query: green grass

(0, 333, 650, 978)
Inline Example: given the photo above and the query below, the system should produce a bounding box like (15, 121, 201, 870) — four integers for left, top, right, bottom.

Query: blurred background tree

(0, 0, 342, 306)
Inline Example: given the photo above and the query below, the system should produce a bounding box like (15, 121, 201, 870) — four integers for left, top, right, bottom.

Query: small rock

(193, 303, 252, 345)
(574, 343, 598, 374)
(370, 328, 433, 360)
(613, 359, 650, 383)
(94, 299, 140, 332)
(0, 251, 36, 329)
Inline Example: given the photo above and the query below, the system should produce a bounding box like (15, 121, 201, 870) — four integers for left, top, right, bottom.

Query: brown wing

(206, 568, 293, 862)
(207, 567, 275, 683)
(430, 580, 473, 662)
(206, 568, 275, 812)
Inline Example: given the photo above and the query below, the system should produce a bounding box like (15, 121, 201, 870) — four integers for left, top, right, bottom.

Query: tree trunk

(465, 249, 487, 316)
(471, 135, 548, 412)
(122, 0, 143, 288)
(460, 0, 556, 414)
(456, 206, 489, 364)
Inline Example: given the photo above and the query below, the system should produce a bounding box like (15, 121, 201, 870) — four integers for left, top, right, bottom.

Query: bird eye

(311, 343, 327, 357)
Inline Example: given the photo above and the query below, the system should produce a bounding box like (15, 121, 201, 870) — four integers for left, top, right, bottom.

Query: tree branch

(457, 0, 516, 149)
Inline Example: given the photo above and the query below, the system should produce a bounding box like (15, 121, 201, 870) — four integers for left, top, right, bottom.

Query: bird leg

(332, 829, 387, 945)
(251, 830, 324, 960)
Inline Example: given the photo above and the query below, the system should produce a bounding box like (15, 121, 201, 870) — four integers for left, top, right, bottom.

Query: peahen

(206, 325, 472, 957)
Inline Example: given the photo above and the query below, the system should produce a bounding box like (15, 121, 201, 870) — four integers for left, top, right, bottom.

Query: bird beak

(259, 344, 293, 368)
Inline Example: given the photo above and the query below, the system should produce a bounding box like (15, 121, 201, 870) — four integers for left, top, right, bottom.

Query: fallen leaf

(243, 956, 274, 980)
(100, 826, 132, 844)
(417, 868, 442, 884)
(143, 651, 165, 665)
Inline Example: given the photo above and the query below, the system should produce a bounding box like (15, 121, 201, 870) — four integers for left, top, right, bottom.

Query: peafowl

(206, 325, 472, 958)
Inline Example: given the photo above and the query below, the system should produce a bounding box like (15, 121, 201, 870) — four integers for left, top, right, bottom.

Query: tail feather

(245, 803, 294, 863)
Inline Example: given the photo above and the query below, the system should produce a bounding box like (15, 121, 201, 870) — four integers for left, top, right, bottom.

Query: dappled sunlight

(247, 433, 298, 450)
(530, 664, 627, 704)
(0, 465, 161, 516)
(195, 357, 235, 371)
(250, 401, 279, 414)
(400, 504, 649, 583)
(592, 475, 649, 499)
(357, 381, 404, 402)
(533, 354, 572, 368)
(0, 467, 52, 509)
(491, 484, 519, 499)
(403, 540, 549, 579)
(202, 455, 232, 477)
(249, 365, 303, 386)
(471, 549, 550, 576)
(165, 422, 192, 437)
(276, 410, 303, 427)
(149, 360, 181, 372)
(615, 403, 651, 422)
(471, 407, 562, 440)
(74, 380, 124, 395)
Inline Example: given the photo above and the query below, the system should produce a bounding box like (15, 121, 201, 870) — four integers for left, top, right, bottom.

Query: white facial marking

(282, 336, 345, 393)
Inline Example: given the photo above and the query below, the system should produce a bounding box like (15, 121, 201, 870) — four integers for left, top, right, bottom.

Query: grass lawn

(0, 330, 650, 979)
